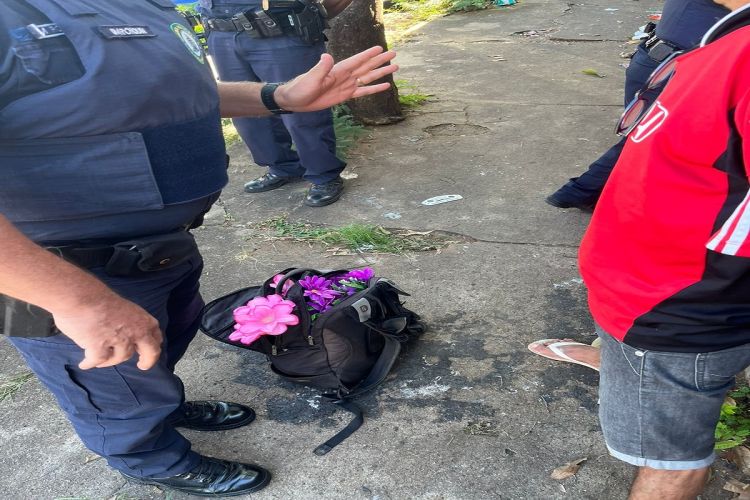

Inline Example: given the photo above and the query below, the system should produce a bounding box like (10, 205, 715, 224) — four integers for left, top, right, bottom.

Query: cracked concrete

(0, 0, 741, 499)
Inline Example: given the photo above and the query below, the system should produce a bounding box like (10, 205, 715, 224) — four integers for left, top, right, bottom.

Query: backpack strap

(312, 279, 424, 456)
(313, 398, 364, 456)
(346, 335, 401, 398)
(312, 336, 402, 456)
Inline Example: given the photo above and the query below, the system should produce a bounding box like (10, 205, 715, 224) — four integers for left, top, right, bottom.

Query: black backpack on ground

(199, 268, 425, 455)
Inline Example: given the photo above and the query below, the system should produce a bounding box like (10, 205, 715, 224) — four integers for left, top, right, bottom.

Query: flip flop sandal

(527, 338, 600, 372)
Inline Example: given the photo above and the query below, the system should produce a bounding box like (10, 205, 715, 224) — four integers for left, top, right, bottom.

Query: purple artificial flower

(309, 297, 334, 313)
(346, 268, 374, 282)
(299, 275, 341, 304)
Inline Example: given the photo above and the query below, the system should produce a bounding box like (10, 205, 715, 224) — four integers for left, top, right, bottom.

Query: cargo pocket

(62, 365, 140, 414)
(0, 133, 164, 222)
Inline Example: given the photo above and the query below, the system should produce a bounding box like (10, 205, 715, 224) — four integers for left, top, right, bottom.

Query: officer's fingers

(352, 82, 392, 99)
(78, 346, 113, 370)
(356, 64, 399, 86)
(95, 343, 136, 368)
(134, 335, 162, 371)
(350, 50, 397, 76)
(334, 46, 385, 73)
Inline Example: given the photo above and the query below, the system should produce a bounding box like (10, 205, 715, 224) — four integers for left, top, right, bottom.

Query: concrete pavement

(0, 1, 740, 498)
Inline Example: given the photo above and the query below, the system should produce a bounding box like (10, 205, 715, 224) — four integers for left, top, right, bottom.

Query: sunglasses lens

(617, 99, 647, 135)
(648, 58, 677, 89)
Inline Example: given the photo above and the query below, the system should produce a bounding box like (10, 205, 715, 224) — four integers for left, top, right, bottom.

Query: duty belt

(203, 2, 328, 44)
(47, 230, 199, 277)
(205, 16, 269, 35)
(205, 10, 293, 38)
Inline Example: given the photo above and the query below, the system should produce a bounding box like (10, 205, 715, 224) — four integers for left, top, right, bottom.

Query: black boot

(171, 401, 255, 431)
(121, 455, 271, 497)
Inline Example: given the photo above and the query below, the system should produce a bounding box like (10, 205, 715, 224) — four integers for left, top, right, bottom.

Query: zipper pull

(307, 335, 314, 346)
(271, 345, 278, 356)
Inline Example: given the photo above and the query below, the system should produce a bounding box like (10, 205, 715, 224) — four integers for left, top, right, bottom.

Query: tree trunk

(327, 0, 404, 125)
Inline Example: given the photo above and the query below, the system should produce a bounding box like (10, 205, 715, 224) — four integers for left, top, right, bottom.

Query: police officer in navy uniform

(0, 0, 396, 496)
(199, 0, 354, 207)
(545, 0, 729, 210)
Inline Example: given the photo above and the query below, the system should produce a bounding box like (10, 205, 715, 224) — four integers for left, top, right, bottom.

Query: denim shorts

(597, 326, 750, 470)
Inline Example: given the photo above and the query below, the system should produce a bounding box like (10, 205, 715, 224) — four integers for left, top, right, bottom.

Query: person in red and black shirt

(534, 1, 750, 497)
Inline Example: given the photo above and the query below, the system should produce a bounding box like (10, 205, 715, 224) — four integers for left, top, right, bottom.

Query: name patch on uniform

(97, 25, 156, 39)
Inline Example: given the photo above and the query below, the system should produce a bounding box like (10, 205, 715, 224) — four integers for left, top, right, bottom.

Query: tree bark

(327, 0, 404, 125)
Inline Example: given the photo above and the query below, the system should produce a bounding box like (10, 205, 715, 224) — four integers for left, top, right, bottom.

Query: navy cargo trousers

(9, 255, 205, 478)
(207, 31, 345, 184)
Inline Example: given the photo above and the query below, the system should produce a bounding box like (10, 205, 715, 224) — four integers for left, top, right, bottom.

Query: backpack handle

(274, 267, 321, 295)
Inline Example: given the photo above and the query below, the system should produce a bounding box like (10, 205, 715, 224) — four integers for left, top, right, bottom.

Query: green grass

(385, 0, 493, 44)
(332, 105, 367, 159)
(388, 0, 453, 21)
(716, 386, 750, 450)
(395, 79, 433, 109)
(448, 0, 493, 12)
(222, 118, 242, 147)
(0, 371, 33, 403)
(175, 3, 199, 15)
(255, 216, 452, 254)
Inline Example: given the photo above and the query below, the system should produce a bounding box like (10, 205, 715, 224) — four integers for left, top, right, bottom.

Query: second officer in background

(200, 0, 352, 207)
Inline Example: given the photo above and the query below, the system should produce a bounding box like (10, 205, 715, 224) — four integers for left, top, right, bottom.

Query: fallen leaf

(581, 69, 606, 78)
(550, 457, 587, 480)
(84, 454, 103, 464)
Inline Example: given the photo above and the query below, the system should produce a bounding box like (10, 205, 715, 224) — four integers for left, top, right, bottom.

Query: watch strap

(260, 83, 292, 114)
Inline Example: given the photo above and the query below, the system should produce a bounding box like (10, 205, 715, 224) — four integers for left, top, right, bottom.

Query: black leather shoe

(172, 401, 255, 431)
(304, 177, 344, 207)
(244, 173, 290, 193)
(121, 455, 271, 497)
(545, 193, 595, 211)
(545, 188, 597, 211)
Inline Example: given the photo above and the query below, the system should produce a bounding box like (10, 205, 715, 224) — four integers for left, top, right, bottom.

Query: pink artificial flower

(229, 294, 299, 345)
(270, 274, 294, 295)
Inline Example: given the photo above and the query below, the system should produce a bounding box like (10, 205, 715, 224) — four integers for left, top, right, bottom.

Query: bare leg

(629, 466, 709, 500)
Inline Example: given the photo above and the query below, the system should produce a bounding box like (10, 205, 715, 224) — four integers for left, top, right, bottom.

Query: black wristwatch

(260, 83, 293, 115)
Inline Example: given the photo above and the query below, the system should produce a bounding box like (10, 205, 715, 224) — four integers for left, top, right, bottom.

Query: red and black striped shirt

(580, 22, 750, 352)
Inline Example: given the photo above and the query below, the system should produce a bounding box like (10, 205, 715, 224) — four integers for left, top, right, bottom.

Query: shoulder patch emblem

(170, 23, 205, 64)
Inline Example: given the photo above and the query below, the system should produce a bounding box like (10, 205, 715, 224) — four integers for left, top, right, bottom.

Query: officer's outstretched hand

(53, 294, 163, 371)
(275, 46, 398, 112)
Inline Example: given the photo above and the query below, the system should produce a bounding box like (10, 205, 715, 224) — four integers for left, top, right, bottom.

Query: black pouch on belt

(0, 294, 57, 338)
(105, 231, 198, 277)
